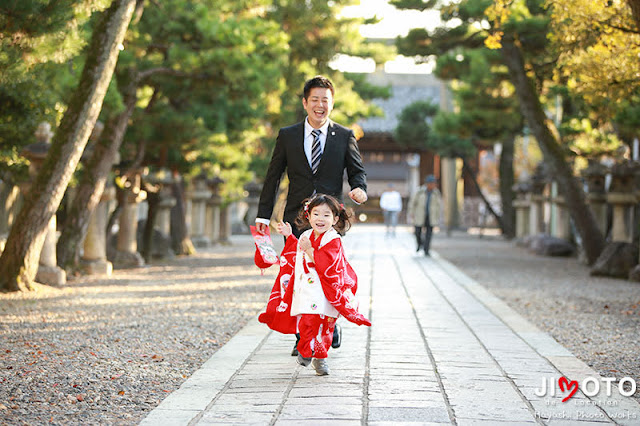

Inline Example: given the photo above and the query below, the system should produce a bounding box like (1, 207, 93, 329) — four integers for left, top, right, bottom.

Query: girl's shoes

(297, 354, 312, 367)
(312, 358, 330, 376)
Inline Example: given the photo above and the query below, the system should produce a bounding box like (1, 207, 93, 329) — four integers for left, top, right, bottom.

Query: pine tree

(0, 0, 137, 291)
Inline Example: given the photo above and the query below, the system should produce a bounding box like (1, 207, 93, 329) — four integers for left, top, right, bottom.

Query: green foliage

(0, 2, 119, 182)
(1, 0, 388, 200)
(613, 95, 640, 143)
(394, 0, 636, 171)
(394, 101, 438, 149)
(430, 111, 476, 158)
(0, 1, 110, 83)
(113, 0, 288, 200)
(390, 0, 440, 11)
(548, 0, 640, 105)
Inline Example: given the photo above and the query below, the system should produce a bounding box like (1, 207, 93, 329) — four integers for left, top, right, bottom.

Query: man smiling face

(303, 87, 334, 129)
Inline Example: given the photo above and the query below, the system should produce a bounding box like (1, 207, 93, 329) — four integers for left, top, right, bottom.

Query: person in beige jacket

(407, 175, 442, 256)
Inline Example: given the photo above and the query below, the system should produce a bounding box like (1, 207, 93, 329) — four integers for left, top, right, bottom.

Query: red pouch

(251, 226, 279, 270)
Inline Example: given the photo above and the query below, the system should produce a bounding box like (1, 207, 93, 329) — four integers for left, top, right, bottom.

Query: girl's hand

(276, 221, 292, 237)
(299, 235, 311, 251)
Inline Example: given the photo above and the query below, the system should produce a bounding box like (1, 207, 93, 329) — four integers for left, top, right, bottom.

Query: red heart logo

(558, 376, 578, 402)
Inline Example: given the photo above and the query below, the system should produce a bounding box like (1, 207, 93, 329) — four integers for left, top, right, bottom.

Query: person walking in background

(258, 194, 371, 376)
(408, 175, 442, 256)
(379, 183, 402, 237)
(255, 75, 368, 357)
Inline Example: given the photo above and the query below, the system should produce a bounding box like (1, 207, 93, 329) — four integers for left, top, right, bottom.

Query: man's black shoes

(332, 324, 342, 349)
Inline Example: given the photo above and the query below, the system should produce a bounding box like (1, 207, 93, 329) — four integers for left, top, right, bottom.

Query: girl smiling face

(309, 203, 338, 236)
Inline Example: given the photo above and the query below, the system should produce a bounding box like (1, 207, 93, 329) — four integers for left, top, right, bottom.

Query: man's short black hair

(303, 75, 335, 100)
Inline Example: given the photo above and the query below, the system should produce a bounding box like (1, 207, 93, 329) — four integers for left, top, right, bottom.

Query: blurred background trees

(392, 0, 640, 263)
(0, 0, 392, 289)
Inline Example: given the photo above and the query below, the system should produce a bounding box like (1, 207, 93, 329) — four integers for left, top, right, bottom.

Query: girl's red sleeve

(313, 239, 371, 327)
(258, 235, 298, 334)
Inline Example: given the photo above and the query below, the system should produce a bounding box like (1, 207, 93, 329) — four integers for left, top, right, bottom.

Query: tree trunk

(56, 75, 166, 271)
(170, 177, 195, 256)
(498, 134, 516, 239)
(0, 0, 136, 292)
(57, 83, 137, 271)
(461, 158, 505, 232)
(500, 35, 605, 264)
(141, 188, 160, 263)
(627, 0, 640, 30)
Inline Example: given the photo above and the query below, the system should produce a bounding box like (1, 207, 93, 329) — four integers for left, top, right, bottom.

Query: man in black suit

(255, 75, 368, 237)
(255, 75, 367, 357)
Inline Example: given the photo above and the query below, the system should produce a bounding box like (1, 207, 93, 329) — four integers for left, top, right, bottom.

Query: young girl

(258, 194, 371, 375)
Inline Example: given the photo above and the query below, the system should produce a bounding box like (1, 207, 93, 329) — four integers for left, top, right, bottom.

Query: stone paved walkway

(141, 226, 640, 425)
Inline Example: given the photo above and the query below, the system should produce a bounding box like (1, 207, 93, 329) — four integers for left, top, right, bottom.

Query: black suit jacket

(258, 120, 367, 227)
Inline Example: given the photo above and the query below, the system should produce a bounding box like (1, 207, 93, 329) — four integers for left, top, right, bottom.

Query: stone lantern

(146, 169, 176, 238)
(512, 180, 531, 240)
(205, 176, 224, 245)
(113, 171, 146, 268)
(528, 164, 548, 236)
(188, 172, 212, 248)
(21, 122, 66, 285)
(80, 121, 115, 275)
(581, 162, 609, 235)
(607, 161, 640, 243)
(549, 176, 572, 241)
(592, 161, 640, 279)
(243, 179, 262, 231)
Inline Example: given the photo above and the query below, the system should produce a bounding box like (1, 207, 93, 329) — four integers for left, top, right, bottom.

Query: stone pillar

(21, 122, 66, 285)
(146, 170, 176, 238)
(582, 162, 608, 235)
(551, 194, 571, 240)
(219, 204, 232, 245)
(528, 165, 547, 236)
(441, 157, 462, 234)
(156, 186, 176, 238)
(512, 182, 531, 239)
(81, 186, 115, 275)
(243, 179, 262, 231)
(205, 176, 224, 245)
(188, 173, 211, 248)
(113, 174, 146, 268)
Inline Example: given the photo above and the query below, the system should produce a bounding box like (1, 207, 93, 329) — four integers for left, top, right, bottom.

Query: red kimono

(258, 229, 371, 351)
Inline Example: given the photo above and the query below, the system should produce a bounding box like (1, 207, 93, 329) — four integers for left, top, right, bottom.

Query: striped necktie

(310, 129, 322, 174)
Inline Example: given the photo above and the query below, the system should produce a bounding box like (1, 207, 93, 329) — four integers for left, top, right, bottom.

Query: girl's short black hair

(294, 193, 352, 235)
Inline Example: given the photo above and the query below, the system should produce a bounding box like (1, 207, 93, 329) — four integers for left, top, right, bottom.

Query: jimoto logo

(535, 376, 637, 402)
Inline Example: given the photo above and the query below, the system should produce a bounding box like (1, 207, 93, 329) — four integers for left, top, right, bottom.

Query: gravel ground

(0, 236, 279, 425)
(433, 229, 640, 402)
